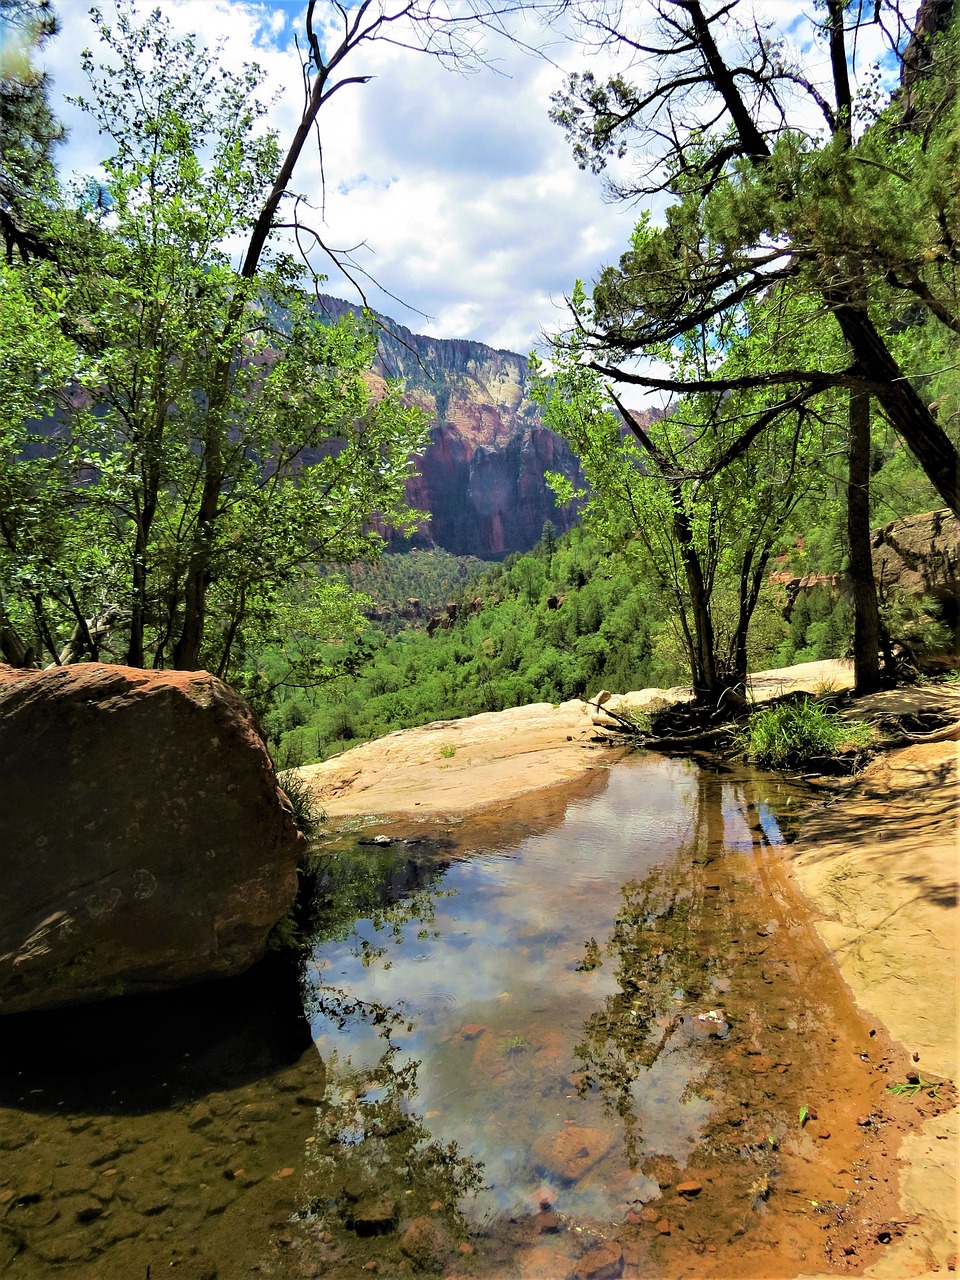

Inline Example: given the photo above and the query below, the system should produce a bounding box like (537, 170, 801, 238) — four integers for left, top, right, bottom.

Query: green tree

(550, 0, 960, 515)
(0, 0, 63, 262)
(2, 0, 545, 679)
(537, 517, 558, 562)
(0, 263, 88, 664)
(535, 285, 833, 699)
(1, 5, 427, 679)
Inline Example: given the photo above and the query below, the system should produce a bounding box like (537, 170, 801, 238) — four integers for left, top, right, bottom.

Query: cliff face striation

(317, 295, 585, 557)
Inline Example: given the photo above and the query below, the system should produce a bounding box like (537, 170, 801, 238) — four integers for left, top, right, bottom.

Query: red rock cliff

(319, 295, 585, 556)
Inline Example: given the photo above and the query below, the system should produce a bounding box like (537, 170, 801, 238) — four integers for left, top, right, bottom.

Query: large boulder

(0, 663, 304, 1015)
(872, 509, 960, 621)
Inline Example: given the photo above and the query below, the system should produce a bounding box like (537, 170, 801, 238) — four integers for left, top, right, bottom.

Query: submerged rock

(533, 1125, 617, 1184)
(574, 1243, 624, 1280)
(400, 1215, 454, 1272)
(349, 1197, 398, 1236)
(0, 663, 303, 1014)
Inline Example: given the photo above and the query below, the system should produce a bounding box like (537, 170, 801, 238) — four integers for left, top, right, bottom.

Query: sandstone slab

(872, 508, 960, 611)
(0, 663, 303, 1014)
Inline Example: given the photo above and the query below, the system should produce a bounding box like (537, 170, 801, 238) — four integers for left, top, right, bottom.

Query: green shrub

(740, 698, 873, 769)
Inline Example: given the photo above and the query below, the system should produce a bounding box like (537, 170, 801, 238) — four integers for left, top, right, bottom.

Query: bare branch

(588, 358, 868, 396)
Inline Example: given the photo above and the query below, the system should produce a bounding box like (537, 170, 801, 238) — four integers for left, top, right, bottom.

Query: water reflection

(304, 754, 811, 1246)
(292, 1045, 483, 1273)
(1, 752, 890, 1279)
(571, 767, 743, 1172)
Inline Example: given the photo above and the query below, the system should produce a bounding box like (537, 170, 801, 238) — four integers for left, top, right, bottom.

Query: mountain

(317, 295, 585, 558)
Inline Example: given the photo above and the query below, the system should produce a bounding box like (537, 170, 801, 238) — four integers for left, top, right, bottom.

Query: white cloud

(42, 0, 919, 359)
(43, 0, 642, 355)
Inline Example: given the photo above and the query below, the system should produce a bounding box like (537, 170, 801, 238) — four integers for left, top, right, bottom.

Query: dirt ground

(296, 660, 960, 1278)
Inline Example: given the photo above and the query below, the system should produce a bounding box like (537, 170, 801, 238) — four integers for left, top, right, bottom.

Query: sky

(38, 0, 913, 359)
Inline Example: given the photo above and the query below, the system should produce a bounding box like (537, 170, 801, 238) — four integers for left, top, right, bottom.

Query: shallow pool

(0, 752, 918, 1279)
(295, 753, 908, 1278)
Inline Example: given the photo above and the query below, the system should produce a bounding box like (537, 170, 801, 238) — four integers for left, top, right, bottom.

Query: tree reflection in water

(300, 1042, 483, 1222)
(294, 843, 484, 1273)
(572, 765, 770, 1171)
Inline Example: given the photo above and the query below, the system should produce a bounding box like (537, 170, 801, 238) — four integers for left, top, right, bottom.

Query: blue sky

(40, 0, 914, 359)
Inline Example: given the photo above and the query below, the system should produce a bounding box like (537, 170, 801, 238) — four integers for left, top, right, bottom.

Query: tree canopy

(0, 0, 64, 261)
(549, 0, 960, 514)
(0, 3, 429, 681)
(533, 280, 842, 697)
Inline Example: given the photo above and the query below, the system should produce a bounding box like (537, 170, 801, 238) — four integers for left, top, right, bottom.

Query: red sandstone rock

(0, 663, 303, 1014)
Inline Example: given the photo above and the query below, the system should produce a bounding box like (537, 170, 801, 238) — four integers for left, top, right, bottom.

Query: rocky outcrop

(0, 663, 303, 1015)
(425, 595, 484, 636)
(765, 510, 959, 626)
(363, 597, 427, 625)
(872, 508, 960, 623)
(317, 295, 585, 557)
(768, 571, 847, 618)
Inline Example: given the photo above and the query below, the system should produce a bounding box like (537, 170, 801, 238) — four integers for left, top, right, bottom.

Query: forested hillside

(263, 512, 879, 768)
(328, 549, 488, 635)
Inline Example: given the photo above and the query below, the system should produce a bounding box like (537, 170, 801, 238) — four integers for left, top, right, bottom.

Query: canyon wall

(317, 296, 584, 557)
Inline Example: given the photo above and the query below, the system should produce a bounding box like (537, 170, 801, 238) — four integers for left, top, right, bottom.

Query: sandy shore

(296, 660, 959, 1277)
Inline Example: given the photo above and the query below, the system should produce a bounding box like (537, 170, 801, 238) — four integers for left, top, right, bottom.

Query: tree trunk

(172, 512, 214, 671)
(173, 395, 227, 670)
(670, 486, 719, 698)
(847, 388, 884, 693)
(832, 301, 960, 516)
(127, 485, 158, 668)
(689, 0, 960, 517)
(0, 619, 35, 667)
(733, 545, 774, 692)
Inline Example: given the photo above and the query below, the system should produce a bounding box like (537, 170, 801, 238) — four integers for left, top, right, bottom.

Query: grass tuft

(740, 697, 873, 769)
(278, 768, 325, 837)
